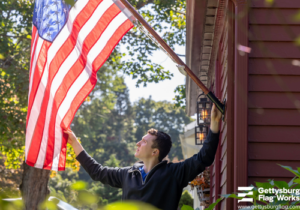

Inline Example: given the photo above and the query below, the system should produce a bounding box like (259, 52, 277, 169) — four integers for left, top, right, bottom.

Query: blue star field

(33, 0, 72, 42)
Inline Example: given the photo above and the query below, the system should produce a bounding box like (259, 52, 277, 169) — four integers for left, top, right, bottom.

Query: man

(64, 103, 222, 210)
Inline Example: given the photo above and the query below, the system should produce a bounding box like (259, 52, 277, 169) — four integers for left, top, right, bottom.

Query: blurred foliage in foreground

(0, 180, 194, 210)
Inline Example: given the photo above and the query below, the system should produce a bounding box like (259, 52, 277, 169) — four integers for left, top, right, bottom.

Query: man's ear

(153, 149, 159, 157)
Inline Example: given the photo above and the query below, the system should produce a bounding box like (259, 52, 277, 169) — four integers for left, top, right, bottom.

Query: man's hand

(211, 103, 222, 123)
(210, 103, 222, 133)
(64, 129, 84, 156)
(64, 129, 78, 146)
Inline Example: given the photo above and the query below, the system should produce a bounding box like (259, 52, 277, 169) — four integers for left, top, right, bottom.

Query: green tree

(134, 97, 192, 160)
(0, 0, 33, 169)
(48, 168, 79, 204)
(71, 76, 137, 168)
(119, 0, 186, 87)
(49, 155, 122, 206)
(178, 190, 193, 209)
(89, 155, 123, 204)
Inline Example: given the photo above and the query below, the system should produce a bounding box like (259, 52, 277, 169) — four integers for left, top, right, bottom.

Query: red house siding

(233, 1, 249, 209)
(210, 1, 235, 209)
(210, 0, 300, 209)
(248, 0, 300, 186)
(186, 0, 300, 209)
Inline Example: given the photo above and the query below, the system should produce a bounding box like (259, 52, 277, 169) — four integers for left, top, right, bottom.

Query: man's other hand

(64, 129, 78, 145)
(210, 103, 222, 133)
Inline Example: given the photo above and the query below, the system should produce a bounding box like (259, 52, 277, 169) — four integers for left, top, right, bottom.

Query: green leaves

(273, 181, 289, 189)
(0, 193, 24, 210)
(279, 165, 300, 177)
(133, 97, 192, 160)
(179, 190, 193, 209)
(173, 85, 186, 109)
(70, 181, 87, 191)
(78, 191, 99, 205)
(204, 197, 223, 210)
(181, 204, 194, 210)
(119, 0, 186, 87)
(255, 181, 273, 189)
(103, 201, 159, 210)
(39, 199, 58, 210)
(0, 0, 33, 171)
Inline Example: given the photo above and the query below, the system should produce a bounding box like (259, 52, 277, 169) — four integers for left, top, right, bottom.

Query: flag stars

(34, 0, 69, 42)
(46, 31, 51, 37)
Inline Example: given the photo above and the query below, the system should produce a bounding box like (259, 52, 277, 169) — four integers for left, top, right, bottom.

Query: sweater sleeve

(170, 129, 220, 188)
(76, 150, 127, 188)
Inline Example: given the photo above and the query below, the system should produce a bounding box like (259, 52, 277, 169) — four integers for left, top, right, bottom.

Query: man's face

(135, 134, 157, 160)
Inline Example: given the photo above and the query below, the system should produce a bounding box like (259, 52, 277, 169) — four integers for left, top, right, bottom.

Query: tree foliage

(178, 190, 193, 209)
(120, 0, 186, 87)
(0, 0, 33, 168)
(71, 68, 137, 168)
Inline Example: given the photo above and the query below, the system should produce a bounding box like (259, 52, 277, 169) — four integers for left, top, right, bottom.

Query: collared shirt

(139, 166, 149, 182)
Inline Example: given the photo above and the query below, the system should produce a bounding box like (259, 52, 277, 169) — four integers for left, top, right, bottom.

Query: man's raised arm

(64, 130, 126, 188)
(170, 103, 222, 188)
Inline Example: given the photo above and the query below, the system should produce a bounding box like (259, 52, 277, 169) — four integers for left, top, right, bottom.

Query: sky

(122, 45, 187, 103)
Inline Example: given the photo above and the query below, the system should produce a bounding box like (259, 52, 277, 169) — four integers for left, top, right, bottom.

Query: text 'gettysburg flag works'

(25, 0, 135, 171)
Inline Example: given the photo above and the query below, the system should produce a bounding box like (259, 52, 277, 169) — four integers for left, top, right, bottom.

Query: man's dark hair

(147, 128, 172, 162)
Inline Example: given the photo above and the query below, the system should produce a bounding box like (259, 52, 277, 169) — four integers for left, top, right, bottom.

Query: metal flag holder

(119, 0, 226, 116)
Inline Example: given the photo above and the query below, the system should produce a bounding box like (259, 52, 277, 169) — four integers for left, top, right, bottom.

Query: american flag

(25, 0, 135, 171)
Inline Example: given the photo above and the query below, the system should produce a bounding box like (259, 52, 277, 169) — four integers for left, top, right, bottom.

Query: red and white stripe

(25, 0, 134, 171)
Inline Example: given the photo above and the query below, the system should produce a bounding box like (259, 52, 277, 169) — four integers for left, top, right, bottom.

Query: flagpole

(119, 0, 225, 115)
